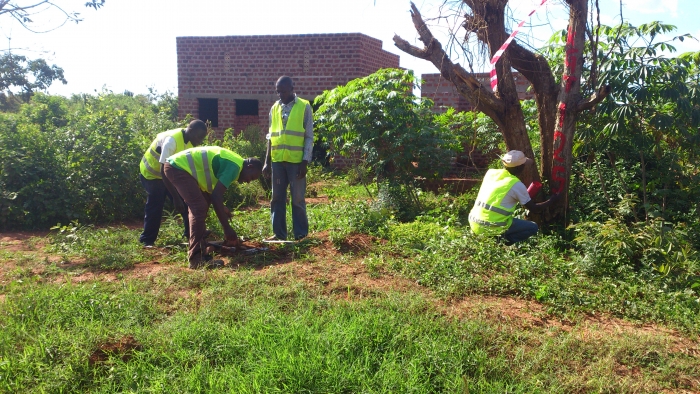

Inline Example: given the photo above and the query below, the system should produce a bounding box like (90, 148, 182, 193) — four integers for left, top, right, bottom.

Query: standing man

(164, 146, 262, 269)
(262, 76, 313, 241)
(138, 120, 208, 247)
(468, 150, 561, 245)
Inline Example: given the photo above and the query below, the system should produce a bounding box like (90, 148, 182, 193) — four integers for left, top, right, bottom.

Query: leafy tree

(556, 22, 700, 225)
(314, 69, 461, 217)
(393, 0, 609, 222)
(0, 53, 66, 109)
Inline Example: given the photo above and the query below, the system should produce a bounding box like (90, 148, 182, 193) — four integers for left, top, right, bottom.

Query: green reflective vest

(140, 129, 192, 180)
(269, 98, 309, 163)
(468, 169, 521, 235)
(168, 146, 244, 193)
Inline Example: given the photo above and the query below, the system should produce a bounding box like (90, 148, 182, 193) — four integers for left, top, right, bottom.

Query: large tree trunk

(394, 0, 609, 223)
(550, 0, 588, 220)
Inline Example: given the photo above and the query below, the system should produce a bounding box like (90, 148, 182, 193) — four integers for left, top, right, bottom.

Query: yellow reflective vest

(167, 147, 244, 193)
(468, 169, 521, 235)
(140, 129, 192, 180)
(269, 98, 309, 163)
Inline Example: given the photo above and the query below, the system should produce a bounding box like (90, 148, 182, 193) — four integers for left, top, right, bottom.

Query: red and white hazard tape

(489, 0, 548, 92)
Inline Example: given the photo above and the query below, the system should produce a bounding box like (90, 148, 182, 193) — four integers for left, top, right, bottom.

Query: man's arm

(524, 193, 562, 212)
(262, 139, 272, 177)
(297, 103, 314, 179)
(263, 107, 273, 177)
(210, 182, 238, 245)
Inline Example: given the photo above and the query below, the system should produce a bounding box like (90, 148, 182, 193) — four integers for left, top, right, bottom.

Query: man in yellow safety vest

(469, 150, 561, 245)
(138, 120, 208, 247)
(262, 76, 313, 241)
(164, 146, 262, 269)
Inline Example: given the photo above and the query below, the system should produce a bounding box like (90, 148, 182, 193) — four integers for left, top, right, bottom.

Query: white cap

(501, 150, 533, 168)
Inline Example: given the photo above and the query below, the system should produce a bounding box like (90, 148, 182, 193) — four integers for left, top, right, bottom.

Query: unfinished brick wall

(177, 33, 400, 138)
(421, 72, 534, 112)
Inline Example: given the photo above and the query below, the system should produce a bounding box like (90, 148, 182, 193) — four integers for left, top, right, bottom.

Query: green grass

(1, 272, 696, 393)
(1, 173, 698, 392)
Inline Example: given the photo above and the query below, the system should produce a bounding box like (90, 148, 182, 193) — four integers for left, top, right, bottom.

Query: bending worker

(164, 146, 263, 269)
(138, 119, 208, 247)
(468, 150, 561, 245)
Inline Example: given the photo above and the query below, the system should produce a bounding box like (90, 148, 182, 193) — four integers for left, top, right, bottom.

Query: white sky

(2, 0, 699, 97)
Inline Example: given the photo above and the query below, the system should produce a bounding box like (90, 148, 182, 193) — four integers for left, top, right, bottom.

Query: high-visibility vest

(140, 129, 192, 180)
(468, 169, 521, 235)
(168, 146, 244, 193)
(269, 98, 309, 163)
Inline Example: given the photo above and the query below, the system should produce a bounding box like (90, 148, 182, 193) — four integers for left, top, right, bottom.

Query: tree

(0, 0, 104, 33)
(393, 0, 610, 222)
(0, 53, 66, 110)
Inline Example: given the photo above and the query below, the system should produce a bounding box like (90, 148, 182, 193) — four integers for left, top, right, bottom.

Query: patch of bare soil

(0, 231, 51, 253)
(88, 335, 142, 366)
(256, 232, 423, 298)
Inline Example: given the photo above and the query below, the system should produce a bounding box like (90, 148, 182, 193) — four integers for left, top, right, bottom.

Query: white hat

(501, 150, 533, 168)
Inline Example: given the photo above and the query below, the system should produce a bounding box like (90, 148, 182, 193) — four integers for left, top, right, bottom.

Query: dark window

(235, 99, 259, 116)
(198, 98, 218, 127)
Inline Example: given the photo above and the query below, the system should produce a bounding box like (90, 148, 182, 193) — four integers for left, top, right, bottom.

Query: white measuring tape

(489, 0, 549, 92)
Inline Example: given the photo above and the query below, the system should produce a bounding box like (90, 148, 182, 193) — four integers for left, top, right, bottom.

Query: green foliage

(545, 22, 700, 226)
(434, 107, 503, 169)
(0, 90, 181, 230)
(314, 68, 461, 214)
(571, 219, 699, 287)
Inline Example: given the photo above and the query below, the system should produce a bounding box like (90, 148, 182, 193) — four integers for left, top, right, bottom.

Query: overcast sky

(2, 0, 698, 97)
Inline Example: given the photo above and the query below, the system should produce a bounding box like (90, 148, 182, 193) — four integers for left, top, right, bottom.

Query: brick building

(176, 33, 400, 135)
(420, 72, 533, 112)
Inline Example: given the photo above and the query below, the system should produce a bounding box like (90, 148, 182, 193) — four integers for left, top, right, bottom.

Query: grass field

(0, 180, 698, 393)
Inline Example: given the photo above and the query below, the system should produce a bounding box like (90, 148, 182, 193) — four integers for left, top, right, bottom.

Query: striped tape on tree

(489, 0, 549, 92)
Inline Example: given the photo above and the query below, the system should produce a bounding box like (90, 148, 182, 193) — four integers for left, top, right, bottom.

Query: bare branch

(393, 2, 504, 118)
(576, 84, 611, 112)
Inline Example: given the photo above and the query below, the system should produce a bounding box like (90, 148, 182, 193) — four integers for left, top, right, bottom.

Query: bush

(0, 91, 181, 230)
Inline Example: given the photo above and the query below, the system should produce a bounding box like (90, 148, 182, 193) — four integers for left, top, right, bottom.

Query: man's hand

(297, 161, 308, 179)
(262, 162, 271, 178)
(223, 206, 233, 219)
(223, 227, 240, 246)
(548, 192, 564, 203)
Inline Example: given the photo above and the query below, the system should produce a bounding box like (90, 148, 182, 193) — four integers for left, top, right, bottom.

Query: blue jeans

(271, 162, 308, 240)
(502, 218, 538, 244)
(139, 174, 189, 245)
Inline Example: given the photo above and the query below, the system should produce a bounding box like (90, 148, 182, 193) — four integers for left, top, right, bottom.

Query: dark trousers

(163, 163, 211, 264)
(139, 174, 189, 245)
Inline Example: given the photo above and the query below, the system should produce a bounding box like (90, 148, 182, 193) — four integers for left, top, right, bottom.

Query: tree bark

(550, 0, 588, 224)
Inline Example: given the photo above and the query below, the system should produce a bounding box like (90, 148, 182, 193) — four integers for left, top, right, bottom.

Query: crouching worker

(138, 120, 208, 247)
(163, 146, 263, 269)
(468, 150, 561, 245)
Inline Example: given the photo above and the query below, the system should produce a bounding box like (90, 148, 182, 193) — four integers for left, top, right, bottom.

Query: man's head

(501, 150, 533, 175)
(275, 76, 295, 105)
(184, 119, 208, 146)
(238, 158, 263, 183)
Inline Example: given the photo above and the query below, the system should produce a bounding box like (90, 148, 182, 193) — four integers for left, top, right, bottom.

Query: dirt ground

(1, 229, 699, 388)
